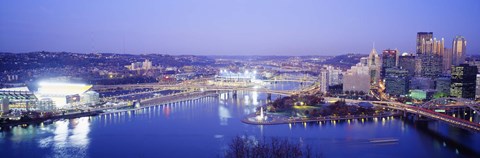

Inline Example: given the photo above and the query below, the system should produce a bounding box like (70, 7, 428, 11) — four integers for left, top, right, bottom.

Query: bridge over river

(324, 97, 480, 132)
(96, 82, 480, 132)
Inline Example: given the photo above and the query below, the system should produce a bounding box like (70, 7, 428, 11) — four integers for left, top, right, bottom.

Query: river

(1, 82, 479, 158)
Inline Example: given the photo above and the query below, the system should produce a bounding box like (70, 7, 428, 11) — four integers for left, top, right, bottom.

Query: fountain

(256, 106, 266, 122)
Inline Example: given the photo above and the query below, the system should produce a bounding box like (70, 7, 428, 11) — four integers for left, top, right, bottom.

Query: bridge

(323, 97, 480, 131)
(262, 79, 316, 83)
(95, 81, 480, 132)
(99, 83, 298, 101)
(420, 97, 480, 114)
(265, 74, 318, 83)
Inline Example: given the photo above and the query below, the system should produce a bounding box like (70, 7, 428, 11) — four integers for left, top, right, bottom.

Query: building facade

(418, 54, 443, 79)
(451, 64, 477, 99)
(319, 65, 343, 94)
(381, 49, 398, 79)
(443, 48, 453, 73)
(398, 53, 416, 77)
(385, 68, 409, 96)
(476, 74, 480, 100)
(435, 76, 451, 95)
(368, 48, 381, 88)
(452, 36, 467, 66)
(343, 57, 370, 93)
(416, 32, 434, 55)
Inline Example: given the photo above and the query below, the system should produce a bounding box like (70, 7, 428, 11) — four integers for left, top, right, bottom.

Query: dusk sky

(1, 0, 479, 56)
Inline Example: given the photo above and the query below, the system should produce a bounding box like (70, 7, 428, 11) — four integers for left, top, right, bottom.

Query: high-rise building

(410, 77, 434, 90)
(368, 48, 381, 87)
(451, 64, 477, 99)
(343, 57, 370, 93)
(435, 76, 451, 95)
(476, 74, 480, 100)
(319, 65, 343, 94)
(381, 49, 398, 79)
(415, 32, 442, 78)
(416, 32, 434, 54)
(398, 53, 416, 77)
(319, 69, 329, 93)
(384, 68, 409, 96)
(1, 97, 9, 114)
(452, 36, 467, 66)
(418, 54, 442, 79)
(433, 38, 445, 56)
(443, 48, 453, 73)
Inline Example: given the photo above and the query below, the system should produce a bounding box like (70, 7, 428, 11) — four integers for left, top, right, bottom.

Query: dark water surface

(1, 82, 479, 158)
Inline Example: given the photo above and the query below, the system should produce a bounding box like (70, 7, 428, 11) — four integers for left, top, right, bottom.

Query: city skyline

(1, 0, 480, 55)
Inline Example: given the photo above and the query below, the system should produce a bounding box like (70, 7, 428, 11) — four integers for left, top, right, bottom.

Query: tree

(358, 91, 365, 95)
(225, 136, 319, 158)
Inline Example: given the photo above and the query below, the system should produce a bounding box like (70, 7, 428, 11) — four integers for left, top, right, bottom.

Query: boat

(43, 119, 53, 124)
(369, 138, 399, 143)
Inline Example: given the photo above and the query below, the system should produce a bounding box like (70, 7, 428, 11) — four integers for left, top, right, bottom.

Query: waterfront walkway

(99, 91, 218, 115)
(242, 113, 395, 125)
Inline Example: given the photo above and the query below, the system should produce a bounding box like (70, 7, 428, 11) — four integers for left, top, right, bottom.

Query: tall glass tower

(452, 36, 467, 66)
(416, 32, 433, 54)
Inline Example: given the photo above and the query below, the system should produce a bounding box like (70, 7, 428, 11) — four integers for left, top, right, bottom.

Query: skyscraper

(385, 68, 409, 96)
(319, 69, 329, 94)
(435, 76, 451, 95)
(443, 48, 453, 73)
(433, 38, 444, 56)
(381, 49, 398, 79)
(343, 57, 370, 93)
(319, 65, 343, 94)
(368, 48, 381, 87)
(451, 64, 477, 99)
(398, 53, 416, 77)
(416, 32, 434, 54)
(419, 54, 442, 79)
(452, 36, 467, 66)
(476, 74, 480, 100)
(414, 32, 442, 79)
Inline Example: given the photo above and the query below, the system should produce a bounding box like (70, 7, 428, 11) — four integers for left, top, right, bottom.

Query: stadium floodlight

(37, 81, 92, 95)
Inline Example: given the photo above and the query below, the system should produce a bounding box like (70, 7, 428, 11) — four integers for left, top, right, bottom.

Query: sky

(1, 0, 480, 56)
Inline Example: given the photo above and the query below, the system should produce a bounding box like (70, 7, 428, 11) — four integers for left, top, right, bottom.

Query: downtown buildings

(452, 36, 467, 66)
(343, 48, 381, 93)
(451, 64, 477, 99)
(319, 65, 343, 94)
(341, 32, 477, 101)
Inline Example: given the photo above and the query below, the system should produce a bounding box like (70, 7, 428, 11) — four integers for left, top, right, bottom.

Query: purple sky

(1, 0, 479, 56)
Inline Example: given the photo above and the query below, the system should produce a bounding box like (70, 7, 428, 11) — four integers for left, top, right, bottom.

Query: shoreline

(0, 111, 101, 128)
(1, 91, 218, 128)
(241, 113, 398, 125)
(101, 91, 218, 115)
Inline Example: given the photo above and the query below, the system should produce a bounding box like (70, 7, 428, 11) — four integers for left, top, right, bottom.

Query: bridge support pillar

(267, 93, 272, 103)
(232, 90, 237, 98)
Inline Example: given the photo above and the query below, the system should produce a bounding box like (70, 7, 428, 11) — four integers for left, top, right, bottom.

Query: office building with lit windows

(381, 49, 398, 79)
(451, 64, 477, 99)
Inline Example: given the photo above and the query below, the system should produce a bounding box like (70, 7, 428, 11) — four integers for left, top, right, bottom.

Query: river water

(1, 82, 479, 158)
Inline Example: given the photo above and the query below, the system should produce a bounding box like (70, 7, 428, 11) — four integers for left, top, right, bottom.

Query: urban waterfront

(1, 83, 479, 158)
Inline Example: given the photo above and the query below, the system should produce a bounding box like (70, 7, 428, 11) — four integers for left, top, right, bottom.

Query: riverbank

(0, 111, 102, 127)
(0, 91, 218, 128)
(242, 112, 398, 125)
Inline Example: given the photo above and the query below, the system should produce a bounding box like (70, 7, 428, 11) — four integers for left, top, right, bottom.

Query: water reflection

(16, 117, 92, 158)
(1, 82, 480, 157)
(219, 105, 231, 126)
